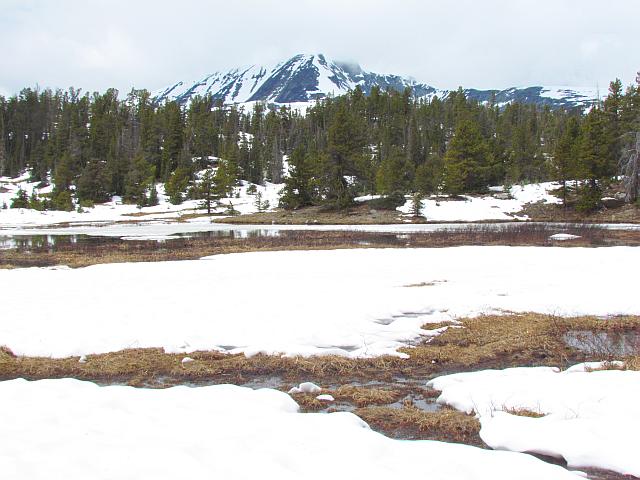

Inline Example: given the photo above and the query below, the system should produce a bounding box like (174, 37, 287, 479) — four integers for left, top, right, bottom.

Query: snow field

(0, 378, 583, 480)
(1, 246, 639, 358)
(428, 363, 640, 476)
(0, 172, 283, 228)
(398, 182, 562, 221)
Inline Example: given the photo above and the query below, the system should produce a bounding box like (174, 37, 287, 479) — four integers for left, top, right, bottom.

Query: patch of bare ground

(522, 181, 640, 223)
(523, 201, 640, 223)
(215, 203, 408, 224)
(3, 223, 640, 269)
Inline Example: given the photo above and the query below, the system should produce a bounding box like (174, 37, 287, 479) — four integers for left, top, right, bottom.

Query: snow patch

(428, 363, 640, 476)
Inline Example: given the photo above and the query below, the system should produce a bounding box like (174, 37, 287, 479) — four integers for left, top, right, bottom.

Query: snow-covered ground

(398, 182, 562, 221)
(1, 247, 638, 358)
(0, 172, 283, 228)
(2, 171, 562, 230)
(0, 378, 584, 480)
(429, 363, 640, 477)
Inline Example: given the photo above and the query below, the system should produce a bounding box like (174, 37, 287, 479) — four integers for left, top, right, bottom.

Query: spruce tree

(165, 167, 190, 205)
(10, 188, 29, 208)
(552, 117, 580, 206)
(77, 159, 111, 203)
(577, 108, 609, 212)
(124, 153, 154, 206)
(280, 147, 313, 209)
(197, 168, 217, 214)
(0, 108, 6, 176)
(443, 118, 489, 195)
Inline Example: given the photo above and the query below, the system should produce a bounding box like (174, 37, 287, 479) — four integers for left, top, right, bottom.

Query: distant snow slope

(0, 378, 582, 480)
(1, 247, 638, 358)
(429, 363, 640, 476)
(154, 53, 600, 110)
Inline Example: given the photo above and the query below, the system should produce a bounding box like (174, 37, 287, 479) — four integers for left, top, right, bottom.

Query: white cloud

(0, 0, 638, 96)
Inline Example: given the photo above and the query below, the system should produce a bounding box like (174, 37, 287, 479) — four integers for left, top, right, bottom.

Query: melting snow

(1, 247, 638, 358)
(428, 363, 640, 476)
(0, 379, 583, 480)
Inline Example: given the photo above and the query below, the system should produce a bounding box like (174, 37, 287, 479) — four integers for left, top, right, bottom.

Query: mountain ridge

(154, 53, 601, 110)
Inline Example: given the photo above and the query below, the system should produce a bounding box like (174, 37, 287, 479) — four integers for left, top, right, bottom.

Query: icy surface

(549, 233, 581, 241)
(0, 378, 584, 480)
(1, 247, 639, 358)
(428, 364, 640, 476)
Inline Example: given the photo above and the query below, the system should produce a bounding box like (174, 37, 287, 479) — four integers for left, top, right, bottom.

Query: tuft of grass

(330, 385, 405, 407)
(290, 393, 325, 411)
(504, 407, 545, 418)
(625, 356, 640, 371)
(355, 405, 483, 445)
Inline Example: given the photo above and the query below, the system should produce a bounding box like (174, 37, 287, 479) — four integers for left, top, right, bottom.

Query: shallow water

(0, 221, 631, 250)
(564, 330, 640, 357)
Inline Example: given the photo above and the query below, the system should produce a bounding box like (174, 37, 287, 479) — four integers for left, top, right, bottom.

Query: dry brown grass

(504, 407, 546, 418)
(625, 356, 640, 370)
(2, 313, 638, 386)
(290, 393, 326, 410)
(356, 405, 483, 445)
(330, 385, 406, 407)
(216, 204, 406, 225)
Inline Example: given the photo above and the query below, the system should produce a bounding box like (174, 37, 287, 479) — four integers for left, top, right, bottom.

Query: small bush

(368, 191, 406, 210)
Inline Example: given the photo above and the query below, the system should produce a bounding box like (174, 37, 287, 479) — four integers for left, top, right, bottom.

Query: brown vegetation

(356, 405, 483, 445)
(2, 313, 638, 387)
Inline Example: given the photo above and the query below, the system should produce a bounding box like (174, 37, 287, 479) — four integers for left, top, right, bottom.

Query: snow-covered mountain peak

(154, 53, 601, 110)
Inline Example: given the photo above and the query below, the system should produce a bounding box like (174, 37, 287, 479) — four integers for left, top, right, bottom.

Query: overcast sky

(1, 0, 638, 97)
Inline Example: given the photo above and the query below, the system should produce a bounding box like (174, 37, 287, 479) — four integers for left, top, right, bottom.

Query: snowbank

(428, 363, 640, 476)
(0, 172, 282, 228)
(1, 247, 639, 358)
(399, 182, 562, 221)
(0, 378, 583, 480)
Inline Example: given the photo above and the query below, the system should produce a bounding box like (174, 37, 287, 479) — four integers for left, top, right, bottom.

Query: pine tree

(0, 107, 6, 176)
(414, 153, 443, 194)
(124, 153, 154, 206)
(410, 191, 423, 217)
(552, 117, 580, 206)
(148, 181, 159, 207)
(164, 166, 190, 205)
(443, 118, 489, 195)
(376, 146, 412, 194)
(577, 108, 610, 212)
(77, 159, 111, 203)
(253, 191, 270, 212)
(280, 147, 313, 209)
(619, 132, 640, 203)
(10, 188, 29, 208)
(323, 102, 365, 208)
(197, 168, 218, 214)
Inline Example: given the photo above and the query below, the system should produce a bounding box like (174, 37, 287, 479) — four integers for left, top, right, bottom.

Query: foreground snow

(0, 378, 583, 480)
(1, 247, 639, 358)
(428, 363, 640, 477)
(398, 182, 562, 221)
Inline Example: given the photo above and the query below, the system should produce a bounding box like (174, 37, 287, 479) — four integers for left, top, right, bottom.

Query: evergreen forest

(1, 76, 639, 213)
